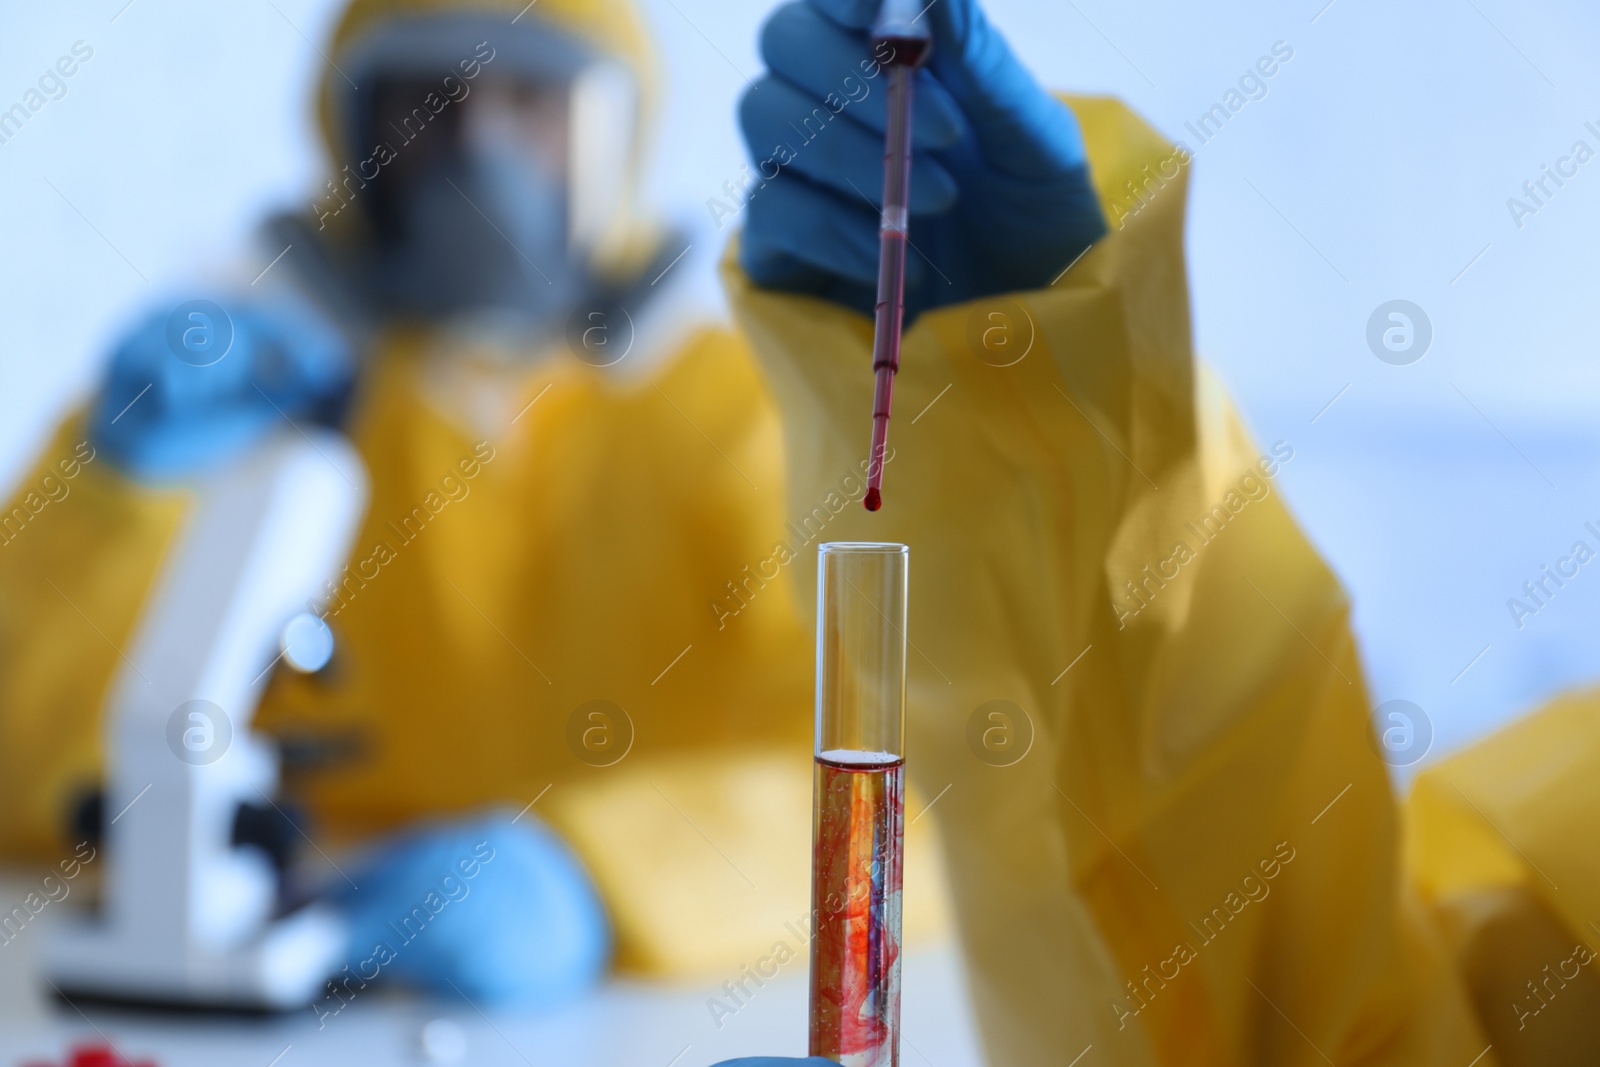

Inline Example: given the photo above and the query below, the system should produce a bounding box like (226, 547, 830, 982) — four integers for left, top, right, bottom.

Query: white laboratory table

(0, 873, 984, 1067)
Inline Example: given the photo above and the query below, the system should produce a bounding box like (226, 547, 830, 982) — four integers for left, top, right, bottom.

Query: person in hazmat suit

(1, 0, 1596, 1061)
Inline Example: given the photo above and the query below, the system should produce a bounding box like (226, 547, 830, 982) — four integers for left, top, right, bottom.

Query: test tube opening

(815, 543, 908, 763)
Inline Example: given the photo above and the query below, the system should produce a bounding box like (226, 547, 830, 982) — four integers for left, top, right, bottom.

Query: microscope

(42, 428, 367, 1009)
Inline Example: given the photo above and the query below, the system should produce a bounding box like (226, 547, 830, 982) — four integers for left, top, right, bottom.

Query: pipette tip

(863, 487, 882, 512)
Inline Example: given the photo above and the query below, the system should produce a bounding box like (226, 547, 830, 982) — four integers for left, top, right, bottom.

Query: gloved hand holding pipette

(738, 0, 1106, 319)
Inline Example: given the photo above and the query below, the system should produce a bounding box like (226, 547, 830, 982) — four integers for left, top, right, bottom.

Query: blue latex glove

(738, 0, 1105, 318)
(328, 809, 610, 1008)
(711, 1061, 840, 1066)
(89, 295, 354, 481)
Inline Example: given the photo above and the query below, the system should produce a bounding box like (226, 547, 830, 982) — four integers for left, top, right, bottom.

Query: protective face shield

(362, 75, 576, 325)
(333, 14, 638, 334)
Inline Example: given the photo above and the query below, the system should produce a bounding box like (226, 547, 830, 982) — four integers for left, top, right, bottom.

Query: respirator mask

(334, 15, 637, 336)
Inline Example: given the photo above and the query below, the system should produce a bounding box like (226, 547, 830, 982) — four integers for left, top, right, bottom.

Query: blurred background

(2, 0, 1597, 1062)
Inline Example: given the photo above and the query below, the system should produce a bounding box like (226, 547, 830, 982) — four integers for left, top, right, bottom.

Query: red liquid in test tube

(810, 750, 905, 1065)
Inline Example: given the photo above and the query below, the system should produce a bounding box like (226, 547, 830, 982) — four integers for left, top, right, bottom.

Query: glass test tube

(809, 542, 909, 1067)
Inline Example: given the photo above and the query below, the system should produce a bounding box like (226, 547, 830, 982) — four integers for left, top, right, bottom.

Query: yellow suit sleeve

(0, 420, 187, 860)
(1405, 689, 1600, 1064)
(725, 95, 1491, 1067)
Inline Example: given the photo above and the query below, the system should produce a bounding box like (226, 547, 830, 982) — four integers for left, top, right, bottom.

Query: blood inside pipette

(877, 34, 931, 67)
(862, 36, 927, 514)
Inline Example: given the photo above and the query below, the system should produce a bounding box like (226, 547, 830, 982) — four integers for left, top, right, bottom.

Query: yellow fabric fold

(1405, 688, 1600, 1064)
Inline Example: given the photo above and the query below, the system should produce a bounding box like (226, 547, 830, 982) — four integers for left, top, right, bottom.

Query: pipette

(862, 0, 933, 513)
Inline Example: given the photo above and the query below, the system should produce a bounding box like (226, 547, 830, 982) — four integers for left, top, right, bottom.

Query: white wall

(2, 0, 1596, 767)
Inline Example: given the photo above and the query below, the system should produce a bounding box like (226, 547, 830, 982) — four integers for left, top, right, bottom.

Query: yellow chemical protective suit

(1, 0, 1597, 1063)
